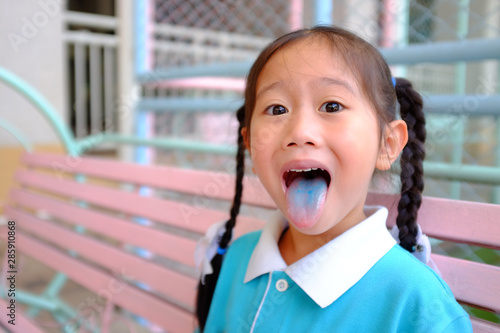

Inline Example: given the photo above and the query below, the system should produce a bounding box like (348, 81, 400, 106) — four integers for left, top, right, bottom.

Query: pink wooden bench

(2, 152, 500, 332)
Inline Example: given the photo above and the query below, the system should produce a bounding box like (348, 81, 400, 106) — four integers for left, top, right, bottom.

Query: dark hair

(195, 105, 246, 330)
(196, 26, 426, 330)
(395, 77, 426, 252)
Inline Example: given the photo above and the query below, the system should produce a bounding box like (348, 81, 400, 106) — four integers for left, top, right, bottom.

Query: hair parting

(394, 78, 427, 252)
(196, 105, 246, 331)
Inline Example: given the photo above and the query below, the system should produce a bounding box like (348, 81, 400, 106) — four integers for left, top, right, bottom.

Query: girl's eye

(319, 102, 343, 113)
(264, 105, 288, 115)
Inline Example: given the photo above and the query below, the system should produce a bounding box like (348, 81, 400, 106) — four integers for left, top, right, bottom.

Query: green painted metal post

(495, 64, 500, 203)
(52, 310, 80, 333)
(25, 272, 68, 318)
(395, 0, 409, 78)
(12, 290, 58, 311)
(494, 116, 500, 203)
(46, 273, 72, 298)
(450, 0, 470, 200)
(449, 116, 465, 199)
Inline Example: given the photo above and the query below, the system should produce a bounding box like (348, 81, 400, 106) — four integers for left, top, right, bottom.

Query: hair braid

(196, 105, 246, 331)
(219, 105, 246, 248)
(395, 78, 426, 252)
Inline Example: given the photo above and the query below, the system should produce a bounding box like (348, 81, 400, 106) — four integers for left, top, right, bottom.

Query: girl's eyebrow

(318, 77, 354, 93)
(256, 81, 283, 99)
(256, 77, 354, 99)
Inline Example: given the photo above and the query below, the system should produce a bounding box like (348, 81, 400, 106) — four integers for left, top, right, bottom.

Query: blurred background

(0, 0, 499, 331)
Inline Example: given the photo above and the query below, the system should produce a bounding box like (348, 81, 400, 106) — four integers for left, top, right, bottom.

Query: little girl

(196, 26, 472, 332)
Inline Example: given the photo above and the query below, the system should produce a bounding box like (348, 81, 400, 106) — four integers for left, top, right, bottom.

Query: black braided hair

(196, 105, 246, 331)
(394, 78, 427, 252)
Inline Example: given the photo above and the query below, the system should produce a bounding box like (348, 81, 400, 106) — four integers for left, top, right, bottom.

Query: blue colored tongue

(285, 175, 328, 229)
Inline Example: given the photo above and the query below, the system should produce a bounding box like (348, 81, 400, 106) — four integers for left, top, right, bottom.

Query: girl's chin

(290, 218, 320, 230)
(286, 216, 329, 236)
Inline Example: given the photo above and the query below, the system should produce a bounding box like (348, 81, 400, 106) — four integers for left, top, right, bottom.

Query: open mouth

(283, 168, 331, 189)
(282, 166, 331, 229)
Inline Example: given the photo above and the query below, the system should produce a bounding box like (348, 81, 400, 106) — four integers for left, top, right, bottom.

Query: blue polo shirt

(203, 207, 472, 332)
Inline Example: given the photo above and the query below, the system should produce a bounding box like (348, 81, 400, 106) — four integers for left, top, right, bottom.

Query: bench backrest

(4, 152, 500, 332)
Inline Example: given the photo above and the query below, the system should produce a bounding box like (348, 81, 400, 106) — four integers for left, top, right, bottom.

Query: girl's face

(244, 38, 395, 239)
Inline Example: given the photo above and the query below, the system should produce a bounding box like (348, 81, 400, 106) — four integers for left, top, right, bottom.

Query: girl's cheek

(252, 128, 274, 152)
(251, 118, 287, 152)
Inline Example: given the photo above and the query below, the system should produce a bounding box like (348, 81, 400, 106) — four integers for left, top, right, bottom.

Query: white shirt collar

(244, 206, 396, 308)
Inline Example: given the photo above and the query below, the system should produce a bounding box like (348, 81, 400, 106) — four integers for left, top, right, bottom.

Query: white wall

(0, 0, 66, 147)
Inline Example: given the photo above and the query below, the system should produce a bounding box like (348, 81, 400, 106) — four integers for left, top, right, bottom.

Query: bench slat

(10, 188, 197, 266)
(15, 169, 264, 235)
(16, 231, 195, 333)
(432, 254, 500, 314)
(471, 317, 500, 332)
(12, 152, 500, 330)
(21, 152, 274, 208)
(7, 206, 197, 308)
(0, 298, 44, 333)
(367, 193, 500, 249)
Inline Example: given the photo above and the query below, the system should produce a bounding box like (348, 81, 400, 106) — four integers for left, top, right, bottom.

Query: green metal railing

(0, 118, 33, 152)
(0, 67, 78, 157)
(1, 66, 500, 189)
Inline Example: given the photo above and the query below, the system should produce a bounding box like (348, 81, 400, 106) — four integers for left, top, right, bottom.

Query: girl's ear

(376, 120, 408, 171)
(241, 127, 250, 155)
(241, 127, 257, 173)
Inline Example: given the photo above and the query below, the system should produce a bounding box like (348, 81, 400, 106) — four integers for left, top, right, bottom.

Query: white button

(276, 279, 288, 292)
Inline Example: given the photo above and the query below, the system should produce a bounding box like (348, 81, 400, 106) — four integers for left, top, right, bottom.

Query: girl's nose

(283, 112, 321, 149)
